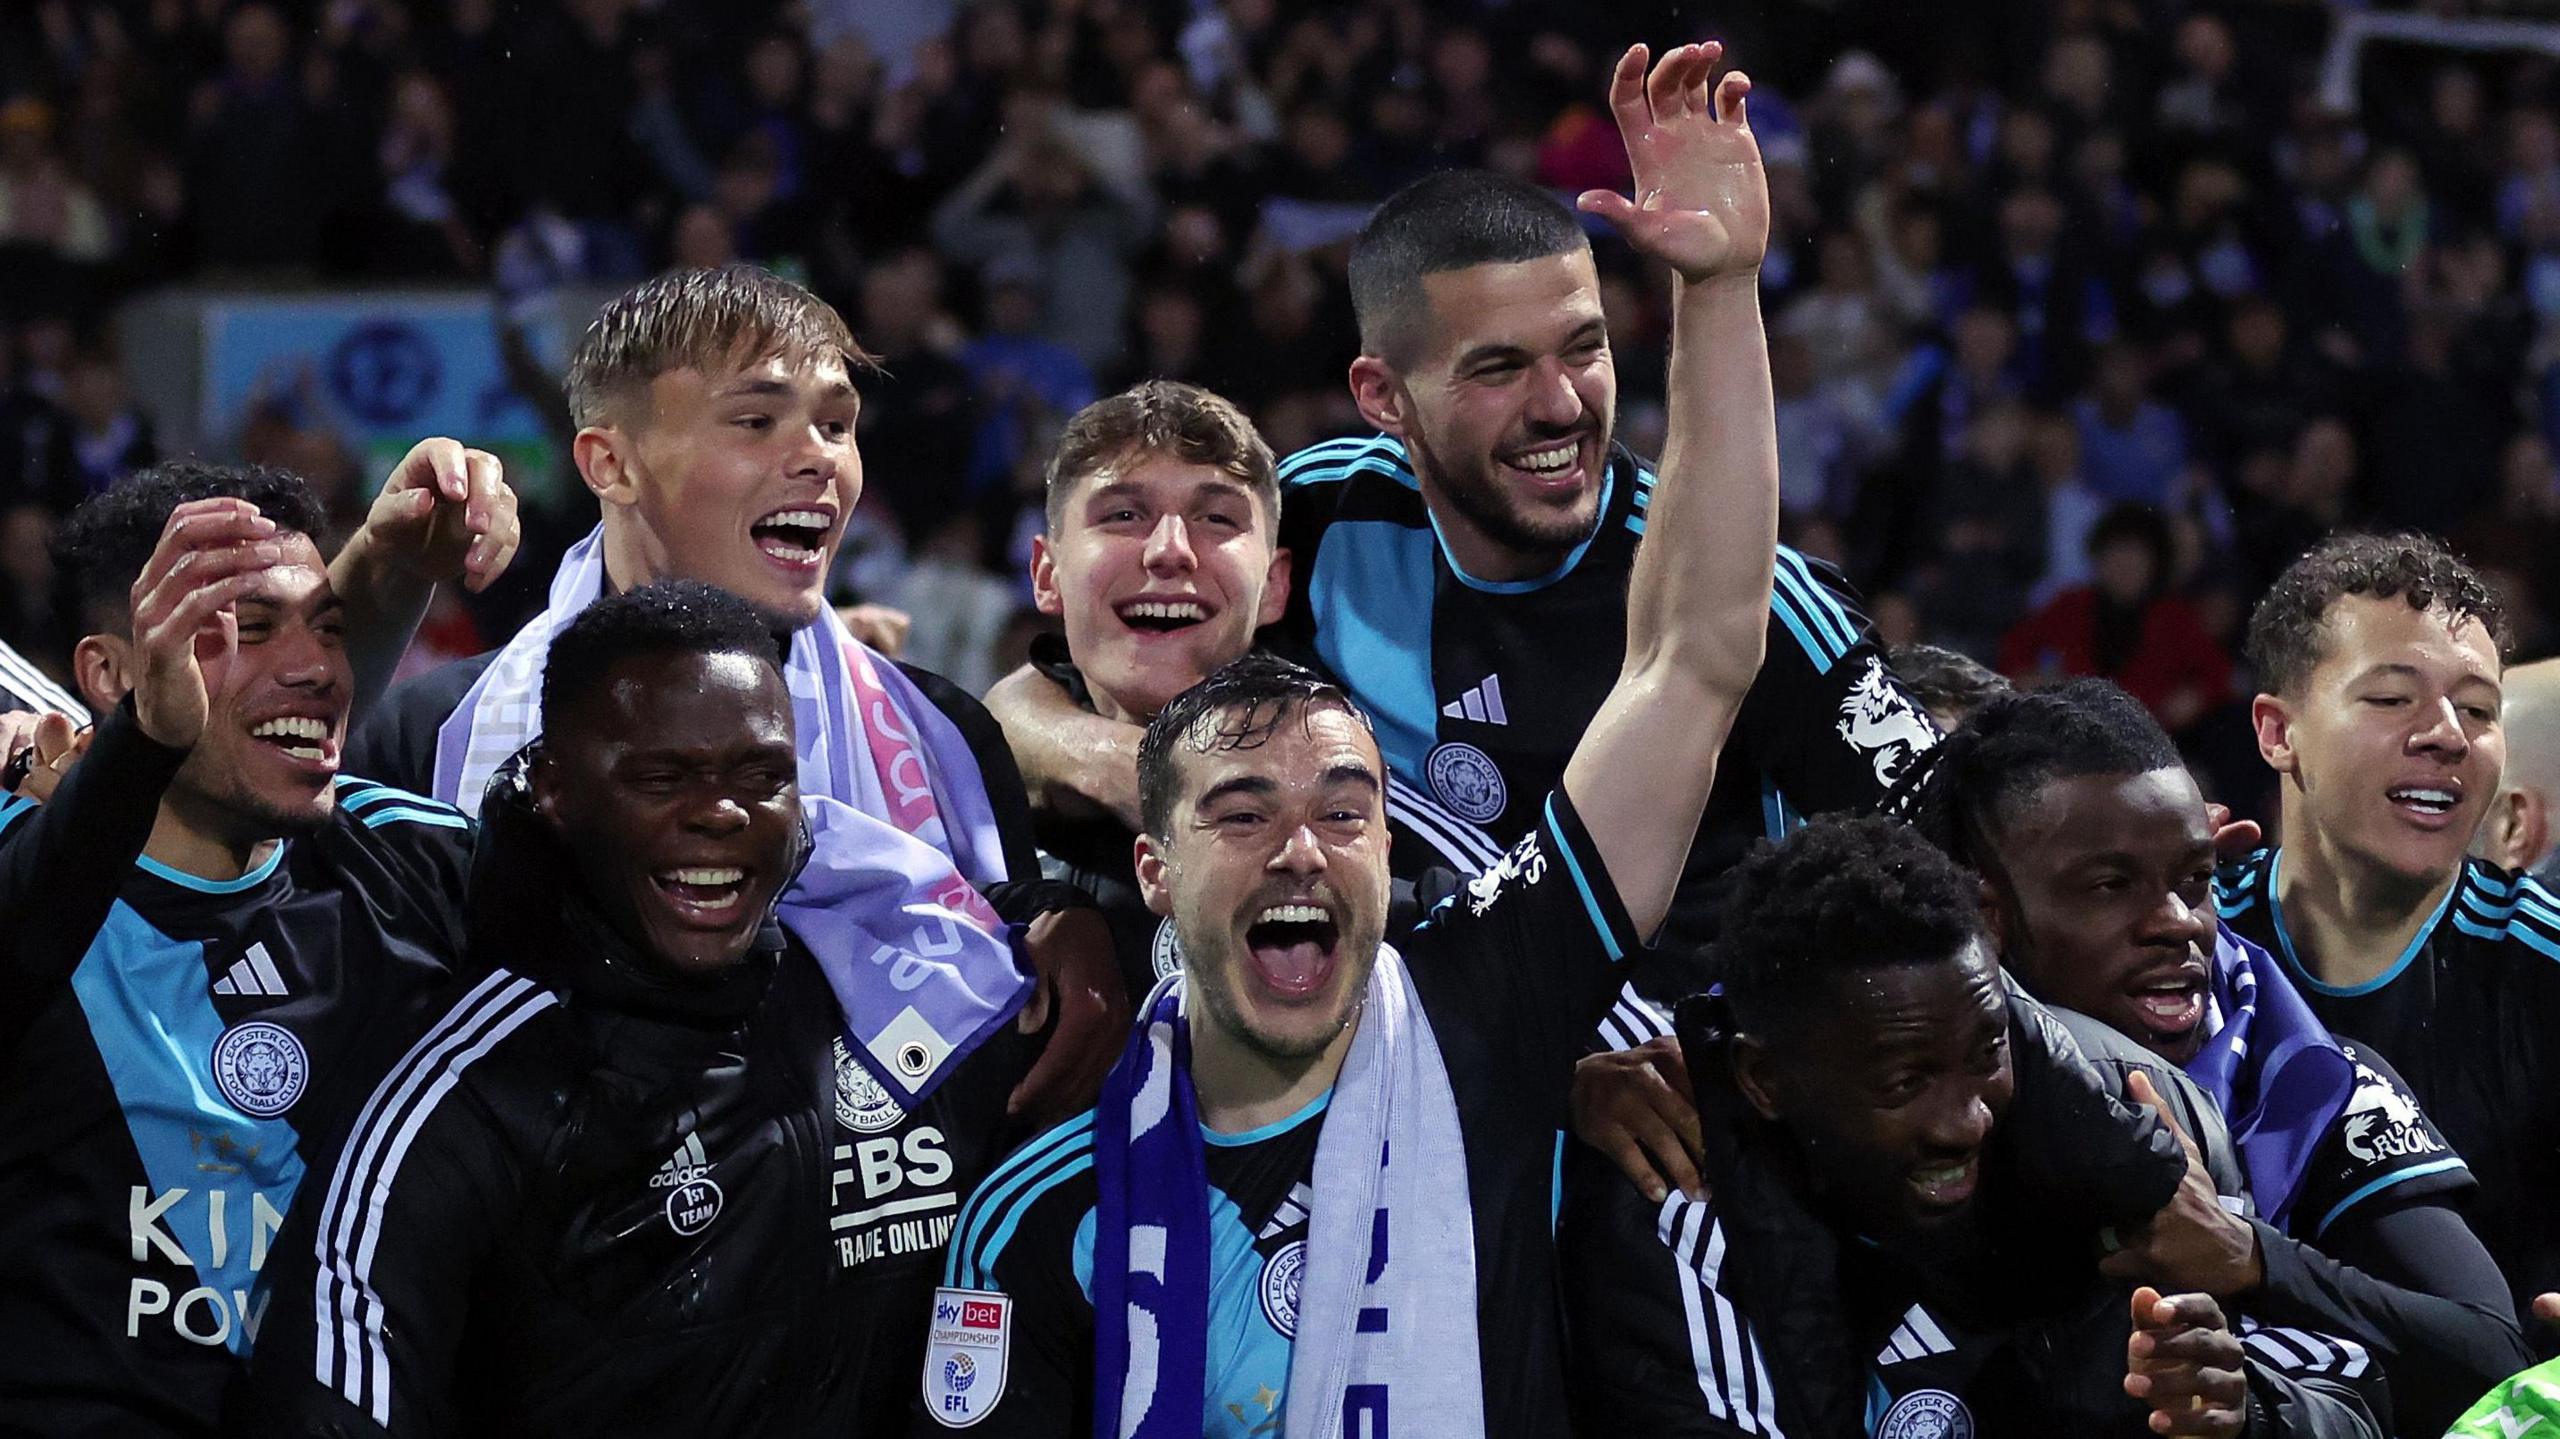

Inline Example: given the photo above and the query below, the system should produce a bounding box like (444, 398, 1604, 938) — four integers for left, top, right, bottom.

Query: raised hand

(2125, 1288, 2253, 1437)
(128, 498, 288, 749)
(14, 712, 91, 802)
(1577, 41, 1769, 287)
(356, 437, 519, 593)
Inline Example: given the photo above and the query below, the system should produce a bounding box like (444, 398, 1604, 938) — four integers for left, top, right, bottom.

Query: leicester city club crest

(1426, 741, 1507, 824)
(1259, 1239, 1305, 1340)
(1878, 1389, 1974, 1439)
(212, 1021, 308, 1118)
(1150, 918, 1184, 981)
(834, 1037, 907, 1133)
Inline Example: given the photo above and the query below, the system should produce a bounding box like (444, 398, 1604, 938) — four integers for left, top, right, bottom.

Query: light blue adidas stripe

(1287, 454, 1418, 492)
(336, 778, 468, 829)
(1279, 437, 1407, 485)
(361, 806, 470, 831)
(949, 1113, 1098, 1286)
(1774, 549, 1856, 663)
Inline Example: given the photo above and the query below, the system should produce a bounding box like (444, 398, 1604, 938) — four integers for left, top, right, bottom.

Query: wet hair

(1888, 644, 2012, 727)
(2245, 532, 2509, 697)
(1716, 816, 1985, 1046)
(1137, 653, 1374, 839)
(564, 264, 872, 428)
(52, 461, 330, 632)
(1914, 679, 2184, 876)
(1044, 380, 1279, 528)
(540, 580, 786, 734)
(1347, 169, 1589, 365)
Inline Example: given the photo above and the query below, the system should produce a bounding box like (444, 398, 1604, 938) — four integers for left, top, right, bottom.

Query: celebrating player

(989, 53, 1936, 971)
(348, 264, 1122, 1126)
(0, 468, 476, 1434)
(1925, 679, 2527, 1433)
(242, 581, 1058, 1435)
(929, 40, 1781, 1437)
(1638, 817, 2387, 1438)
(1018, 380, 1292, 999)
(2218, 534, 2560, 1317)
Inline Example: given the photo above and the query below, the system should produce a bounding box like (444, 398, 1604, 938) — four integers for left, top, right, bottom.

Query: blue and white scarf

(1093, 951, 1486, 1439)
(429, 527, 1029, 1107)
(2187, 930, 2357, 1229)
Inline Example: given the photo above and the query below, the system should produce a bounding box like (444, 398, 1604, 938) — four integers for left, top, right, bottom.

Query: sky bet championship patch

(925, 1287, 1012, 1427)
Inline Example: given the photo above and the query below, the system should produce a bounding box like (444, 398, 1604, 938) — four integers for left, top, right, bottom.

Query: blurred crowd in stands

(2, 0, 2559, 811)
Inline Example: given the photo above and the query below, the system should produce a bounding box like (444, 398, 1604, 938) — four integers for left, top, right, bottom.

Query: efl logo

(927, 1287, 1012, 1426)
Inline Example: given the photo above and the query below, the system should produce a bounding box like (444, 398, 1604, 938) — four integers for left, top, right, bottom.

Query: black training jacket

(1562, 987, 2392, 1439)
(233, 762, 1040, 1438)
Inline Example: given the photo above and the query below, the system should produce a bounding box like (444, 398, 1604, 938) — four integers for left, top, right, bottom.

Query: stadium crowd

(8, 3, 2560, 1438)
(4, 1, 2560, 804)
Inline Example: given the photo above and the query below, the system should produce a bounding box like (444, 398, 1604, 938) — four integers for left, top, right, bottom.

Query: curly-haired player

(2219, 532, 2560, 1322)
(1923, 679, 2526, 1433)
(1574, 816, 2390, 1439)
(0, 465, 476, 1434)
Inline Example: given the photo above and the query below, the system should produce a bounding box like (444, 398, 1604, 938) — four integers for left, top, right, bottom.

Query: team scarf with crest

(2185, 930, 2357, 1230)
(430, 525, 1028, 1107)
(1092, 951, 1485, 1439)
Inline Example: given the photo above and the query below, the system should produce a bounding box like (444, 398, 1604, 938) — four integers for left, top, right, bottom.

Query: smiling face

(584, 351, 861, 626)
(164, 534, 351, 840)
(535, 649, 800, 977)
(1984, 768, 2221, 1063)
(1032, 453, 1290, 724)
(1362, 249, 1616, 573)
(1745, 940, 2015, 1239)
(1135, 702, 1390, 1063)
(2258, 595, 2506, 891)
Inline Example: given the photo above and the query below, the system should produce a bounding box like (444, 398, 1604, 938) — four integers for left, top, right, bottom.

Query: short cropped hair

(1888, 644, 2012, 727)
(1716, 816, 1985, 1046)
(1347, 169, 1589, 365)
(564, 264, 872, 428)
(1915, 679, 2184, 875)
(2245, 533, 2510, 697)
(1044, 381, 1279, 529)
(541, 580, 786, 734)
(52, 462, 330, 631)
(1137, 653, 1373, 839)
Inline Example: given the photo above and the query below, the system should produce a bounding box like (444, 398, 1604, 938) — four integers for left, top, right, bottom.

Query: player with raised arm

(0, 468, 478, 1435)
(927, 41, 1779, 1438)
(985, 52, 1935, 968)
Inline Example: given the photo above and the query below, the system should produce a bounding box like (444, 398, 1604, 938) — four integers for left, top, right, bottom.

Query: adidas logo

(1258, 1182, 1315, 1241)
(1875, 1305, 1955, 1366)
(211, 942, 289, 998)
(650, 1131, 712, 1189)
(1440, 675, 1508, 725)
